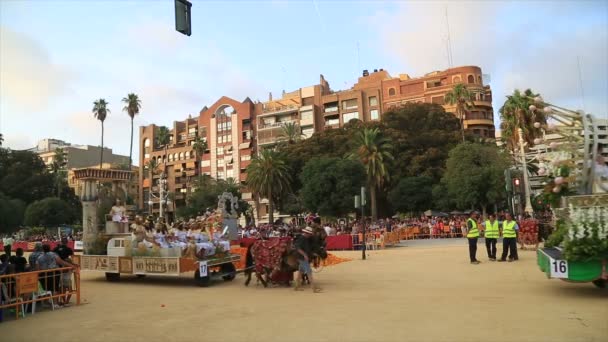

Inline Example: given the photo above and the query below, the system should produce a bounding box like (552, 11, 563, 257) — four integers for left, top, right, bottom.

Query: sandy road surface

(1, 243, 606, 342)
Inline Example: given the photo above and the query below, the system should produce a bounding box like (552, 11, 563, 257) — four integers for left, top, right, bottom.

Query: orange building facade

(139, 65, 495, 222)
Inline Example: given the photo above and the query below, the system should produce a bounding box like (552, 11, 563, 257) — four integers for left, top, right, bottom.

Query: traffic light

(513, 178, 521, 193)
(175, 0, 192, 36)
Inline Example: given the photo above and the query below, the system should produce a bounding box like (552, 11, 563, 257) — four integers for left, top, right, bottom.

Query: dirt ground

(1, 242, 606, 342)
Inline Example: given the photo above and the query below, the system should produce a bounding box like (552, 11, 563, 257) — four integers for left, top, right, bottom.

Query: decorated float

(74, 179, 242, 287)
(529, 98, 608, 288)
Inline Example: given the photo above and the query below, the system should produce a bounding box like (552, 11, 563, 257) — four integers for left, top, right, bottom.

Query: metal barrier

(0, 267, 80, 321)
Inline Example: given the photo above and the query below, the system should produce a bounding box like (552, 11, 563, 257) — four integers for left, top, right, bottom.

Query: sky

(1, 0, 607, 165)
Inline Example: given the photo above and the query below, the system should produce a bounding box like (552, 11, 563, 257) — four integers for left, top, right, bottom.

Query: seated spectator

(9, 248, 27, 273)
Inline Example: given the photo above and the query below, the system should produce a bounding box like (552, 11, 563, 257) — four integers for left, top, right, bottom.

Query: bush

(24, 197, 76, 227)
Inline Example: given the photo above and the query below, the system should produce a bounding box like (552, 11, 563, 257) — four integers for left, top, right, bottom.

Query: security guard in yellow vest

(499, 212, 519, 262)
(482, 214, 499, 261)
(466, 211, 481, 264)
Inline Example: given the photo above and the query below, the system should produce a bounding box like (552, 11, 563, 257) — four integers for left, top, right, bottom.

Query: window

(169, 154, 174, 162)
(300, 110, 313, 122)
(478, 76, 482, 85)
(226, 134, 232, 142)
(217, 146, 224, 155)
(370, 109, 379, 121)
(241, 154, 251, 161)
(426, 80, 441, 88)
(388, 88, 396, 96)
(467, 75, 475, 84)
(302, 127, 314, 138)
(226, 169, 234, 179)
(242, 130, 251, 140)
(453, 76, 462, 83)
(431, 96, 444, 105)
(179, 152, 184, 160)
(369, 96, 378, 107)
(326, 118, 340, 126)
(324, 102, 339, 112)
(217, 171, 225, 179)
(144, 153, 150, 159)
(218, 159, 225, 167)
(342, 99, 358, 110)
(186, 151, 191, 159)
(473, 129, 481, 135)
(343, 112, 359, 123)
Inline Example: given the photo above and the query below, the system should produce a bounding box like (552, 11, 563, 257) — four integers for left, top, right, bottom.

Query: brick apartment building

(139, 65, 496, 222)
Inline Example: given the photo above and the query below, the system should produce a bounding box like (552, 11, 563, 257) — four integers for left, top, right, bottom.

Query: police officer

(467, 211, 481, 264)
(482, 214, 499, 261)
(499, 212, 519, 262)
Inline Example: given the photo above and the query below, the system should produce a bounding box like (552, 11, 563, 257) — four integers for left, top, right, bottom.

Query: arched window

(467, 75, 475, 84)
(453, 76, 461, 83)
(186, 151, 191, 159)
(478, 76, 482, 84)
(179, 152, 184, 160)
(168, 154, 173, 162)
(388, 88, 396, 96)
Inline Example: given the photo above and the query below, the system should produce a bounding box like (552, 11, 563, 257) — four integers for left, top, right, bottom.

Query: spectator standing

(10, 248, 28, 273)
(37, 244, 75, 294)
(29, 243, 44, 270)
(2, 235, 14, 257)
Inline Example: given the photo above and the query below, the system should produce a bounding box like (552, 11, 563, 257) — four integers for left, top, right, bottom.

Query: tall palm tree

(146, 158, 159, 178)
(352, 127, 394, 221)
(499, 89, 546, 151)
(93, 99, 110, 169)
(280, 122, 304, 144)
(246, 149, 291, 224)
(122, 93, 141, 167)
(155, 126, 171, 175)
(191, 135, 207, 175)
(444, 84, 473, 142)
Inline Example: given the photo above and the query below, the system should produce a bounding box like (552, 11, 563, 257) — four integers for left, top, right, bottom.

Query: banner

(74, 241, 84, 251)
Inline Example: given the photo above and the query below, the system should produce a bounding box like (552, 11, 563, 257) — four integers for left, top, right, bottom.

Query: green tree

(0, 149, 54, 204)
(499, 89, 547, 151)
(351, 127, 393, 220)
(444, 83, 473, 142)
(24, 197, 76, 227)
(51, 148, 67, 198)
(382, 103, 461, 183)
(246, 149, 291, 224)
(299, 157, 365, 218)
(280, 122, 303, 145)
(176, 175, 248, 219)
(389, 176, 433, 214)
(93, 98, 110, 169)
(191, 135, 207, 175)
(441, 142, 509, 216)
(0, 193, 26, 233)
(0, 133, 3, 147)
(155, 126, 171, 174)
(145, 158, 159, 179)
(122, 93, 141, 167)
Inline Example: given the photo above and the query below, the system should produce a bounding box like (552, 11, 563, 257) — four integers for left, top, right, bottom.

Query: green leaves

(92, 98, 110, 122)
(389, 176, 433, 214)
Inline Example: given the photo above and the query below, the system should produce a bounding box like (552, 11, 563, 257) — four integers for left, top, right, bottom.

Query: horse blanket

(250, 238, 292, 274)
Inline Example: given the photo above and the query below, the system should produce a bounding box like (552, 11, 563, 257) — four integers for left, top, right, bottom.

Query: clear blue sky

(1, 1, 606, 163)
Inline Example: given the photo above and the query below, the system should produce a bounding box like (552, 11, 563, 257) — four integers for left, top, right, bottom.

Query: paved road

(2, 245, 606, 342)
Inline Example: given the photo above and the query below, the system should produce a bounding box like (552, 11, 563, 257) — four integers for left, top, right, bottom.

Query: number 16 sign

(549, 258, 569, 279)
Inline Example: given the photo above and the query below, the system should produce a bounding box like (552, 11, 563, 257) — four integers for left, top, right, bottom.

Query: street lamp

(149, 173, 172, 219)
(518, 128, 535, 215)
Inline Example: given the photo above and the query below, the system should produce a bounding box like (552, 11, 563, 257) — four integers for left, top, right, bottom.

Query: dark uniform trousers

(468, 238, 478, 262)
(485, 238, 497, 259)
(500, 237, 518, 261)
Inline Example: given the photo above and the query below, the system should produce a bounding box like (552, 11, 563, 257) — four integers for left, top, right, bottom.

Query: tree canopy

(299, 157, 366, 218)
(389, 176, 434, 214)
(441, 142, 509, 214)
(176, 175, 250, 221)
(24, 197, 78, 227)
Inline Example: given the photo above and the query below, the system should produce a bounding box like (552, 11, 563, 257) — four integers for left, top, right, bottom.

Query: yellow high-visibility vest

(467, 218, 479, 238)
(502, 220, 517, 238)
(484, 220, 499, 239)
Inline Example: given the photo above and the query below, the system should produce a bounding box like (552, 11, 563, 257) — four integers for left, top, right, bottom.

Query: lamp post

(518, 128, 534, 215)
(148, 173, 172, 220)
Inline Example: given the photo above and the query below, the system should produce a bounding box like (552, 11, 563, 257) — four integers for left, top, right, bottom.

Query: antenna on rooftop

(576, 56, 586, 111)
(445, 5, 454, 68)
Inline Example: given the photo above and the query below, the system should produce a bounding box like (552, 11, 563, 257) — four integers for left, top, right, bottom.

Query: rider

(294, 226, 321, 293)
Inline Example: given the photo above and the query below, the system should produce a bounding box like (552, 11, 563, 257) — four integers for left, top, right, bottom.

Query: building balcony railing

(188, 132, 197, 138)
(324, 106, 339, 113)
(466, 113, 494, 121)
(259, 120, 296, 130)
(472, 100, 493, 107)
(261, 104, 299, 116)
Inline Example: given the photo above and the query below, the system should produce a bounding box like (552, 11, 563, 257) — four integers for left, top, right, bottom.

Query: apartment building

(30, 138, 130, 169)
(382, 66, 495, 138)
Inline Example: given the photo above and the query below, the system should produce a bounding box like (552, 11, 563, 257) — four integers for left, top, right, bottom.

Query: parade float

(72, 168, 240, 288)
(529, 98, 608, 288)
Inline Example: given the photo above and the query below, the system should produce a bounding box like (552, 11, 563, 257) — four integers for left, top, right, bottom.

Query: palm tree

(93, 99, 110, 169)
(499, 89, 547, 151)
(155, 126, 171, 175)
(352, 127, 394, 221)
(0, 133, 4, 147)
(444, 84, 473, 142)
(122, 93, 141, 167)
(191, 135, 208, 175)
(146, 158, 159, 178)
(246, 149, 291, 224)
(280, 122, 304, 144)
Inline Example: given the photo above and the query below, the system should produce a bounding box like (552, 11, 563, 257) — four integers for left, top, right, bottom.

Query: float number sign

(199, 261, 208, 277)
(549, 258, 568, 279)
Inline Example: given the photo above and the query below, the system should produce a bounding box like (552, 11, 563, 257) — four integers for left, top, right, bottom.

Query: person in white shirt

(324, 225, 331, 236)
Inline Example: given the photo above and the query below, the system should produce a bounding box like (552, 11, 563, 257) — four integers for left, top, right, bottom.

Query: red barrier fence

(0, 241, 76, 252)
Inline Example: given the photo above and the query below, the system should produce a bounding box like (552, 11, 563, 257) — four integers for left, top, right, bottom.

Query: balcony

(258, 120, 296, 130)
(324, 106, 339, 113)
(187, 132, 197, 139)
(260, 104, 299, 117)
(472, 100, 493, 108)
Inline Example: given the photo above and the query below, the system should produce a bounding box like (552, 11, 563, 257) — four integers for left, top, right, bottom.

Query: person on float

(466, 211, 481, 264)
(499, 212, 519, 262)
(109, 198, 128, 232)
(481, 214, 500, 261)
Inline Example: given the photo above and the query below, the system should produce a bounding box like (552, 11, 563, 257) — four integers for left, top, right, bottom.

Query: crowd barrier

(0, 267, 80, 321)
(0, 241, 82, 252)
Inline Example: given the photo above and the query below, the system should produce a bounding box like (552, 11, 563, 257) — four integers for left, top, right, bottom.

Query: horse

(244, 228, 327, 288)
